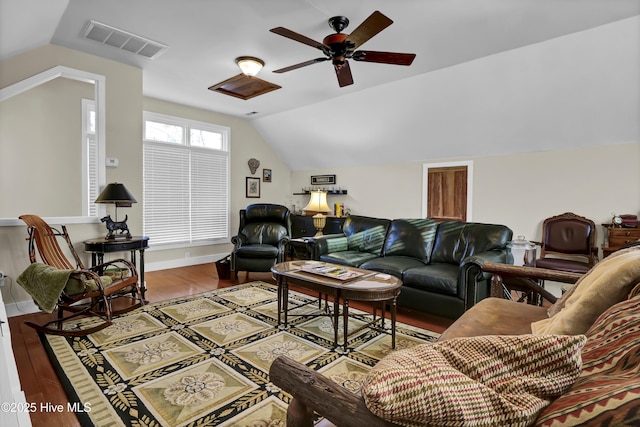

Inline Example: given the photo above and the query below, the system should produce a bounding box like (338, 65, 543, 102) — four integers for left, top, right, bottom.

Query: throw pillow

(362, 334, 586, 427)
(535, 294, 640, 426)
(546, 245, 640, 317)
(532, 248, 640, 335)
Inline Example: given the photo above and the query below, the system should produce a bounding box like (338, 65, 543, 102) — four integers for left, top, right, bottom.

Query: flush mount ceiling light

(235, 56, 265, 76)
(209, 56, 280, 100)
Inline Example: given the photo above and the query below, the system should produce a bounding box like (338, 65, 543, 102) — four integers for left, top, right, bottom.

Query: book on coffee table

(299, 264, 365, 281)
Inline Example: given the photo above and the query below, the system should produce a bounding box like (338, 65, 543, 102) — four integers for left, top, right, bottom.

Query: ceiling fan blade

(270, 27, 328, 51)
(273, 57, 329, 73)
(345, 11, 393, 49)
(336, 61, 354, 87)
(352, 50, 416, 66)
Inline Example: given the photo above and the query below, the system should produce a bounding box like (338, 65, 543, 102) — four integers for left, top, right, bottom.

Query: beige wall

(291, 142, 640, 256)
(1, 77, 93, 217)
(1, 44, 638, 313)
(0, 45, 291, 312)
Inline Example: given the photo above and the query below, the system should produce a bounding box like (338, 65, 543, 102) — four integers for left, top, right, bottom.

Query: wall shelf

(293, 191, 347, 195)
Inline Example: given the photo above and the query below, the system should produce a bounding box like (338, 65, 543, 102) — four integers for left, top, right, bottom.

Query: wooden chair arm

(269, 356, 396, 427)
(482, 262, 583, 283)
(482, 262, 583, 305)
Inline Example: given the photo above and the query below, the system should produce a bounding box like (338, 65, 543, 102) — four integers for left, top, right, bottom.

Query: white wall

(0, 45, 292, 312)
(291, 142, 640, 256)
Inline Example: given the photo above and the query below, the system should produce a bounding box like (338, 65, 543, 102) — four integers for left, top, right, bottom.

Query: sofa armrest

(307, 234, 348, 260)
(230, 234, 243, 249)
(277, 236, 291, 262)
(459, 250, 513, 310)
(269, 356, 396, 427)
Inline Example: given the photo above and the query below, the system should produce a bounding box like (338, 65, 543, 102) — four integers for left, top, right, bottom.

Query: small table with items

(83, 236, 150, 298)
(271, 260, 402, 353)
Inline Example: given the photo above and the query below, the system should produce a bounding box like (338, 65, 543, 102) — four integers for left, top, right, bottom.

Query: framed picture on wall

(263, 168, 272, 182)
(311, 174, 336, 185)
(246, 177, 260, 198)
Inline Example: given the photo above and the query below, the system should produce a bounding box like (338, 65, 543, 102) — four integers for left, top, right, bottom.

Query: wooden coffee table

(271, 261, 402, 352)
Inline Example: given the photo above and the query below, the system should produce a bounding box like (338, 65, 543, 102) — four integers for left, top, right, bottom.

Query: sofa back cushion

(431, 221, 513, 265)
(383, 218, 438, 263)
(240, 223, 288, 245)
(343, 215, 391, 255)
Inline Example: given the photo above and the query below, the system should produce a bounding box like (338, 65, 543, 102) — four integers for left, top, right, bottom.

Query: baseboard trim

(145, 253, 227, 272)
(6, 300, 41, 317)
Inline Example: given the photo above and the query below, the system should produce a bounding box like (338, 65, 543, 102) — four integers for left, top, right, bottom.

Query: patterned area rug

(39, 281, 439, 426)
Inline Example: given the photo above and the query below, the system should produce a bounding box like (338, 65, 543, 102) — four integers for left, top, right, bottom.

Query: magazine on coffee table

(299, 263, 366, 281)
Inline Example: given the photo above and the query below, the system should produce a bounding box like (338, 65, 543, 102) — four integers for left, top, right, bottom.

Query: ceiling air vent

(82, 20, 167, 59)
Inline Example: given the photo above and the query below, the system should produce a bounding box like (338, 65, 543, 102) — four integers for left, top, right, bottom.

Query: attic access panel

(208, 74, 281, 100)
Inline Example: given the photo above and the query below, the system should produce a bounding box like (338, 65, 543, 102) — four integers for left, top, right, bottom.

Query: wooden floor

(9, 264, 454, 427)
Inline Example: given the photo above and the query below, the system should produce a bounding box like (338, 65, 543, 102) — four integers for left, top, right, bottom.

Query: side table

(83, 236, 150, 298)
(287, 238, 312, 260)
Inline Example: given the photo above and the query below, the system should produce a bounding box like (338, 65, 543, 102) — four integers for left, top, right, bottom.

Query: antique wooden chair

(528, 212, 598, 274)
(18, 214, 145, 336)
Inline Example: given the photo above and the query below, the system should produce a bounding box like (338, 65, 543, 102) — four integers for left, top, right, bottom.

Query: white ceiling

(2, 0, 639, 169)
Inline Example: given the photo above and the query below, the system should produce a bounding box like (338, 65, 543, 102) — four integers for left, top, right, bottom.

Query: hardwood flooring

(8, 264, 454, 427)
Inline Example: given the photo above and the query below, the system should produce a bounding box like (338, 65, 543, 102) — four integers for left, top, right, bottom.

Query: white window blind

(143, 112, 229, 246)
(83, 99, 99, 217)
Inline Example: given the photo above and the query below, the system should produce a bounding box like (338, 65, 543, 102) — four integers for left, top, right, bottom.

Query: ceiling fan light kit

(209, 56, 280, 100)
(235, 56, 265, 76)
(270, 10, 416, 87)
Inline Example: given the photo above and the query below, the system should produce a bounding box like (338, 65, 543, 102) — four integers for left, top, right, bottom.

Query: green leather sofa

(308, 215, 513, 319)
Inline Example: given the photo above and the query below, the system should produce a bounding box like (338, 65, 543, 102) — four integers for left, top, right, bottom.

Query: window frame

(142, 111, 230, 249)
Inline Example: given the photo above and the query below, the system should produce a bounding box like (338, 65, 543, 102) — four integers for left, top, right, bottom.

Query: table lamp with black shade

(95, 182, 137, 239)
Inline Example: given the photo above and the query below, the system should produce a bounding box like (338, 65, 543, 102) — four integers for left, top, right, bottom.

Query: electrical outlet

(185, 252, 191, 258)
(0, 271, 5, 287)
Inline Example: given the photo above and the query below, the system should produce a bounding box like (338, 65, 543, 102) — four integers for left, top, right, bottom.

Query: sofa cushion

(320, 251, 379, 267)
(360, 256, 426, 278)
(244, 203, 289, 223)
(343, 215, 390, 255)
(402, 264, 459, 296)
(531, 248, 640, 335)
(235, 244, 280, 259)
(363, 334, 586, 427)
(535, 294, 640, 426)
(438, 297, 548, 341)
(431, 221, 512, 265)
(382, 218, 438, 263)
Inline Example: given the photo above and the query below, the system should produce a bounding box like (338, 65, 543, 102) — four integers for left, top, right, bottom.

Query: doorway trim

(422, 160, 474, 221)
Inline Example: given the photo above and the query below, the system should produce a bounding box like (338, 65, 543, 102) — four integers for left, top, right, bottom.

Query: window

(143, 112, 230, 246)
(82, 99, 99, 217)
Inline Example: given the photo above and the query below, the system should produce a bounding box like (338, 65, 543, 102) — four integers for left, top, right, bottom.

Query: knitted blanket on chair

(17, 263, 72, 313)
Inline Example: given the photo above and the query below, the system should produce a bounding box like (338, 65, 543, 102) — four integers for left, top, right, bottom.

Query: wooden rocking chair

(18, 214, 145, 336)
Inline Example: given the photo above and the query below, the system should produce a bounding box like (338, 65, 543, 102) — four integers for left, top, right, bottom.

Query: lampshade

(95, 182, 137, 207)
(303, 190, 331, 216)
(235, 56, 264, 77)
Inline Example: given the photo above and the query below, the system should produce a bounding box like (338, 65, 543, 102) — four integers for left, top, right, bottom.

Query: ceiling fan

(270, 10, 416, 87)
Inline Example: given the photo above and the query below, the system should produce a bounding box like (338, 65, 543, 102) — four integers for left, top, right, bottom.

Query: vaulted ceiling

(2, 0, 639, 169)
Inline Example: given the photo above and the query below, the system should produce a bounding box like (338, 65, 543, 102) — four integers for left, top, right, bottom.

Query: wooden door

(427, 165, 468, 221)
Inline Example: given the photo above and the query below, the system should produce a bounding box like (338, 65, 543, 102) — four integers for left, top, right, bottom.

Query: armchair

(529, 212, 598, 274)
(230, 204, 291, 280)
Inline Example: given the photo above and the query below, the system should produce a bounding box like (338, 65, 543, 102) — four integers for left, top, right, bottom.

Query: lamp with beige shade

(303, 190, 331, 236)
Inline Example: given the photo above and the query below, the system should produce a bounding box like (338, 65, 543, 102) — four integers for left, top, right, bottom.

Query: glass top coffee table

(271, 260, 402, 353)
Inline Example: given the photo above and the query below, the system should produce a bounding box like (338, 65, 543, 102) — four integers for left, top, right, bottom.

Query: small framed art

(311, 174, 336, 185)
(263, 168, 272, 182)
(246, 177, 260, 198)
